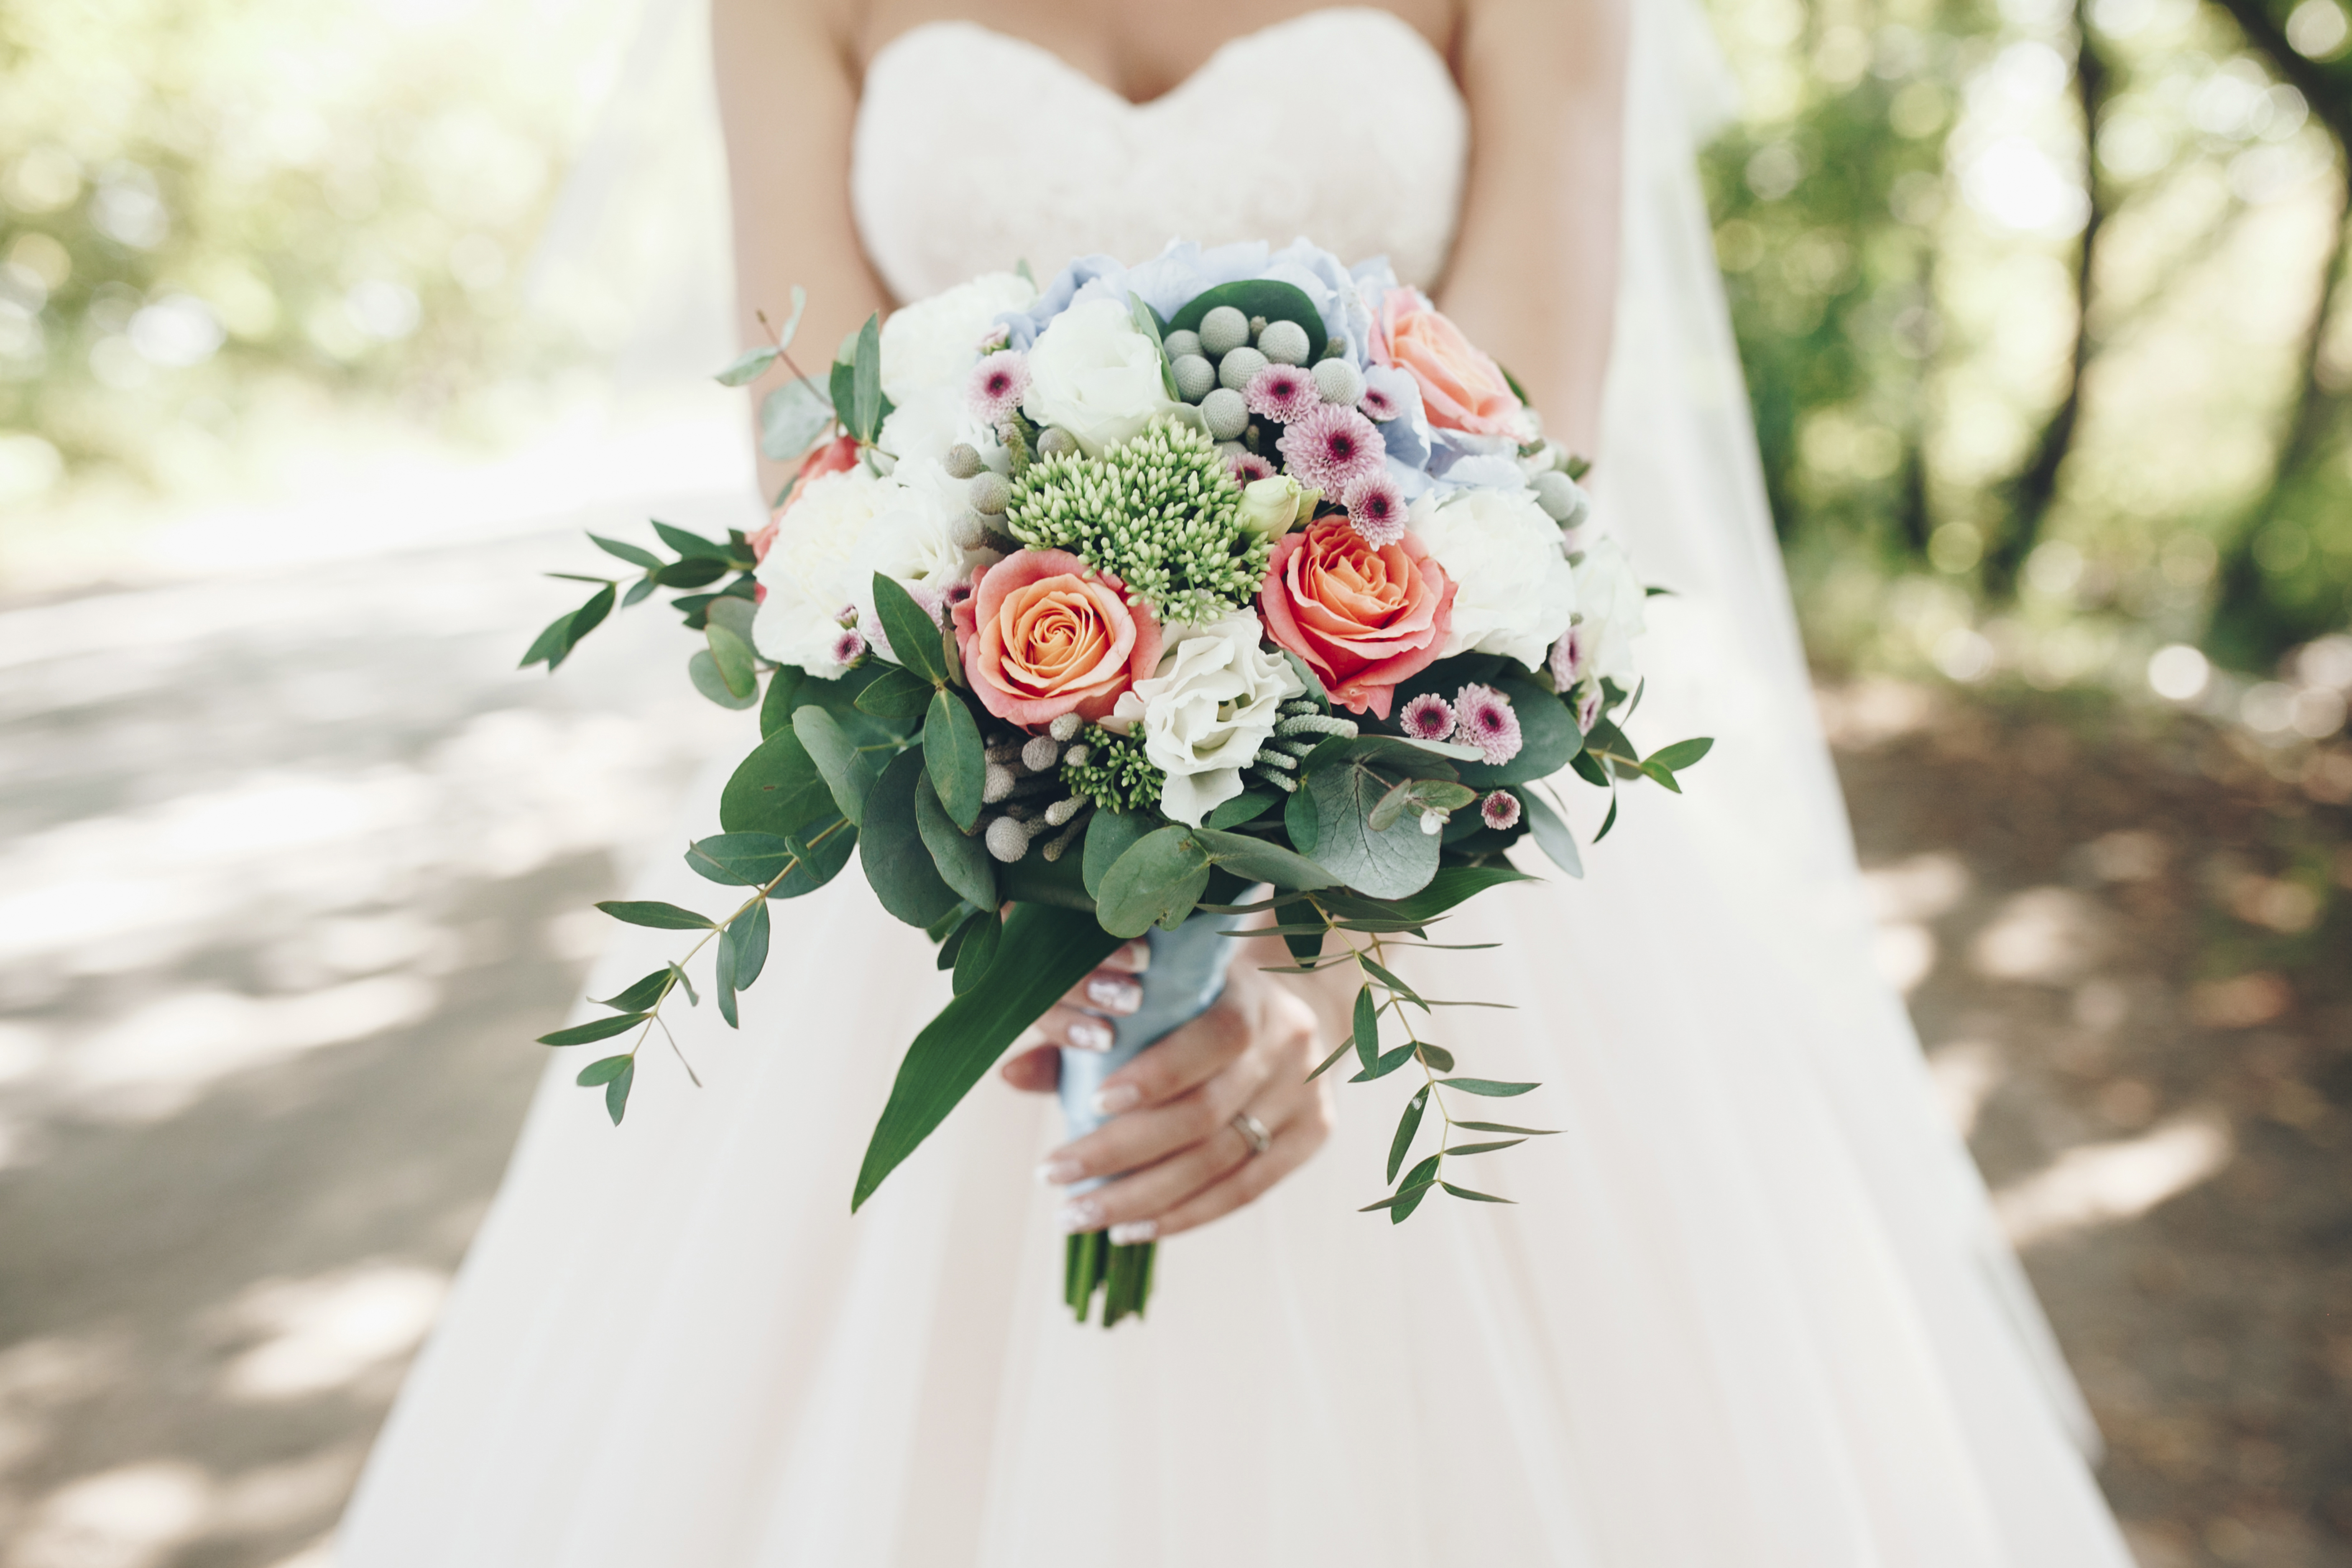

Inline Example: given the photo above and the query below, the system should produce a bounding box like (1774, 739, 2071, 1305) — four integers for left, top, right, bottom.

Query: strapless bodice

(850, 8, 1468, 301)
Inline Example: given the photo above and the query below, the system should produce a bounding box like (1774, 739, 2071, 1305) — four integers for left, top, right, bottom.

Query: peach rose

(1368, 288, 1522, 437)
(749, 433, 862, 565)
(953, 549, 1162, 730)
(1257, 516, 1455, 719)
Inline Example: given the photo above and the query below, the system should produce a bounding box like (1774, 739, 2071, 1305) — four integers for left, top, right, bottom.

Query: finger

(1089, 995, 1252, 1115)
(1109, 1113, 1328, 1242)
(1031, 1002, 1118, 1053)
(1039, 1053, 1272, 1186)
(998, 1044, 1060, 1093)
(1097, 938, 1151, 976)
(1055, 1115, 1259, 1233)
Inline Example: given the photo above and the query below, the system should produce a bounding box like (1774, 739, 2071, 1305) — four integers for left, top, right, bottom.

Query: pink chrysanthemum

(1480, 790, 1522, 831)
(830, 626, 868, 667)
(967, 352, 1030, 423)
(1399, 691, 1456, 741)
(1226, 450, 1276, 484)
(1453, 682, 1523, 766)
(1276, 403, 1385, 493)
(1358, 381, 1399, 422)
(1547, 626, 1584, 691)
(1343, 472, 1408, 547)
(974, 322, 1011, 353)
(1244, 364, 1317, 424)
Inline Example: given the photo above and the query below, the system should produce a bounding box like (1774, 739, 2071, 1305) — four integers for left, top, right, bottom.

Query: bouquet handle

(1057, 917, 1238, 1325)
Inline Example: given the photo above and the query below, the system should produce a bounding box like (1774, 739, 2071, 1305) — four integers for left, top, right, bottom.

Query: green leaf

(1366, 776, 1478, 834)
(730, 898, 771, 989)
(1594, 790, 1620, 843)
(1452, 678, 1584, 788)
(1358, 955, 1423, 1009)
(689, 648, 758, 709)
(873, 573, 949, 685)
(792, 706, 878, 826)
(666, 961, 699, 1007)
(937, 906, 981, 970)
(705, 592, 757, 644)
(567, 582, 616, 646)
(759, 376, 835, 462)
(653, 521, 732, 561)
(761, 666, 805, 738)
(716, 345, 778, 386)
(1446, 1138, 1527, 1157)
(1455, 1121, 1560, 1136)
(714, 920, 740, 1028)
(769, 284, 808, 352)
(595, 900, 715, 930)
(854, 665, 936, 719)
(1350, 1042, 1416, 1082)
(1282, 927, 1326, 967)
(686, 831, 796, 886)
(915, 770, 998, 910)
(605, 1056, 636, 1124)
(1165, 279, 1326, 355)
(621, 578, 657, 608)
(1189, 828, 1336, 890)
(1095, 826, 1214, 939)
(770, 819, 858, 899)
(596, 969, 672, 1013)
(538, 1012, 648, 1046)
(589, 532, 661, 569)
(653, 557, 730, 589)
(721, 728, 837, 838)
(575, 1053, 632, 1085)
(1202, 790, 1276, 829)
(519, 610, 575, 670)
(1440, 1182, 1515, 1204)
(1318, 864, 1538, 926)
(1645, 736, 1715, 773)
(1283, 782, 1321, 857)
(706, 622, 758, 700)
(1639, 760, 1683, 793)
(858, 748, 962, 928)
(1306, 1037, 1356, 1081)
(1352, 984, 1380, 1070)
(924, 688, 986, 831)
(1390, 1181, 1435, 1223)
(850, 312, 884, 443)
(1127, 290, 1182, 401)
(1303, 752, 1442, 900)
(1570, 748, 1610, 788)
(1518, 789, 1584, 880)
(952, 907, 1002, 995)
(1440, 1077, 1539, 1097)
(1084, 810, 1151, 900)
(1416, 1042, 1456, 1071)
(998, 843, 1093, 910)
(1387, 1085, 1429, 1182)
(853, 905, 1123, 1210)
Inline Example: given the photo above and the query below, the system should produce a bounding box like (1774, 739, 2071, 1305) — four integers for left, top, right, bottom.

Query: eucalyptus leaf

(1127, 290, 1182, 402)
(653, 521, 731, 562)
(604, 1057, 636, 1124)
(759, 377, 835, 463)
(872, 574, 949, 685)
(721, 727, 837, 838)
(1350, 1042, 1416, 1082)
(854, 665, 935, 719)
(575, 1054, 632, 1085)
(730, 899, 771, 989)
(595, 900, 714, 930)
(689, 648, 758, 710)
(1446, 1138, 1528, 1157)
(1302, 752, 1442, 900)
(1440, 1182, 1516, 1204)
(686, 831, 797, 887)
(539, 1012, 648, 1047)
(1202, 790, 1275, 829)
(705, 593, 757, 644)
(770, 818, 857, 899)
(924, 688, 986, 831)
(1095, 827, 1214, 939)
(589, 533, 661, 569)
(596, 969, 672, 1013)
(915, 771, 997, 910)
(1082, 810, 1149, 900)
(1455, 1121, 1560, 1136)
(937, 907, 981, 971)
(714, 922, 740, 1028)
(792, 706, 877, 825)
(1283, 782, 1321, 857)
(705, 623, 758, 700)
(859, 748, 962, 928)
(518, 610, 574, 671)
(1388, 1085, 1430, 1183)
(850, 312, 884, 442)
(1416, 1042, 1456, 1071)
(1646, 736, 1715, 772)
(1317, 864, 1536, 925)
(1352, 984, 1379, 1071)
(621, 578, 656, 608)
(716, 345, 778, 386)
(653, 558, 729, 589)
(1440, 1077, 1539, 1097)
(952, 907, 1002, 995)
(1188, 828, 1335, 890)
(1366, 777, 1478, 834)
(1518, 788, 1584, 880)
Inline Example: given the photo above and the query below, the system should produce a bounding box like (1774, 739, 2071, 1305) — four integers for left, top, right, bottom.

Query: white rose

(1105, 612, 1304, 828)
(877, 382, 991, 473)
(752, 467, 888, 678)
(1408, 487, 1578, 668)
(1568, 534, 1646, 684)
(848, 475, 996, 664)
(1021, 297, 1184, 454)
(879, 271, 1035, 404)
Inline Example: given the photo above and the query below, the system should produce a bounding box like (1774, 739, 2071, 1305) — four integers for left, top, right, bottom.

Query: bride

(338, 1, 2138, 1563)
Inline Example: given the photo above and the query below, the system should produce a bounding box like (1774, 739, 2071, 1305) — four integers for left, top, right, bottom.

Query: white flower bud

(1044, 796, 1083, 826)
(1198, 306, 1249, 357)
(1217, 346, 1268, 391)
(1257, 319, 1311, 366)
(1062, 743, 1091, 766)
(1420, 809, 1445, 836)
(1531, 469, 1588, 527)
(983, 763, 1017, 803)
(1038, 426, 1079, 458)
(1021, 735, 1062, 772)
(1048, 711, 1084, 742)
(1171, 354, 1217, 403)
(1311, 358, 1364, 407)
(944, 443, 985, 479)
(1201, 388, 1249, 441)
(985, 815, 1034, 862)
(968, 471, 1011, 515)
(1163, 329, 1203, 360)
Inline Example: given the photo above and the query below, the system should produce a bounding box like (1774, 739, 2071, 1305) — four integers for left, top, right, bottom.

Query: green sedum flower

(1059, 725, 1167, 817)
(1005, 419, 1271, 625)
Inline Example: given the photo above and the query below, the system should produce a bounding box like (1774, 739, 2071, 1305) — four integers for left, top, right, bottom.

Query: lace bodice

(850, 8, 1468, 303)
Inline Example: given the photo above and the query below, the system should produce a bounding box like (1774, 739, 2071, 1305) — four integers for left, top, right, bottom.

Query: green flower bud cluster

(1059, 725, 1167, 816)
(1005, 418, 1272, 625)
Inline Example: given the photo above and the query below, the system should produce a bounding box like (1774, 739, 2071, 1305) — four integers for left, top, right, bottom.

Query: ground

(0, 532, 2344, 1568)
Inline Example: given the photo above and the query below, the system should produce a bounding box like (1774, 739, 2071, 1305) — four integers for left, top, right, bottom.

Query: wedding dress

(338, 8, 2136, 1565)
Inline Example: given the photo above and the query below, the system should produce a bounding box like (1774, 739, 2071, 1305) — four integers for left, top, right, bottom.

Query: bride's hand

(998, 942, 1332, 1242)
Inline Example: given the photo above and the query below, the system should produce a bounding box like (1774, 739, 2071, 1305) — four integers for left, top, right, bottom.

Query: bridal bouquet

(526, 240, 1708, 1325)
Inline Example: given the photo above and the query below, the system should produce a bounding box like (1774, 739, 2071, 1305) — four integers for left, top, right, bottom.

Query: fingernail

(1067, 1019, 1113, 1052)
(1035, 1157, 1082, 1185)
(1107, 1220, 1156, 1244)
(1122, 939, 1152, 973)
(1057, 1197, 1103, 1232)
(1092, 1084, 1140, 1116)
(1086, 976, 1141, 1014)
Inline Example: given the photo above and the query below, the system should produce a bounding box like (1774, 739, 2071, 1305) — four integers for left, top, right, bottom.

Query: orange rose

(952, 549, 1162, 730)
(1256, 516, 1455, 720)
(1369, 288, 1522, 437)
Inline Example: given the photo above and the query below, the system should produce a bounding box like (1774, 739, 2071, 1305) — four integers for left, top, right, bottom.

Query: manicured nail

(1107, 1220, 1156, 1244)
(1120, 939, 1152, 973)
(1067, 1019, 1113, 1052)
(1035, 1157, 1082, 1185)
(1086, 976, 1141, 1014)
(1092, 1084, 1140, 1116)
(1057, 1197, 1103, 1232)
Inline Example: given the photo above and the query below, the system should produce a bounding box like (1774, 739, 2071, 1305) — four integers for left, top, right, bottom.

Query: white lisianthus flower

(879, 271, 1036, 404)
(1564, 535, 1647, 685)
(877, 383, 992, 473)
(752, 467, 890, 678)
(849, 477, 996, 664)
(1105, 612, 1304, 827)
(1022, 297, 1184, 454)
(1407, 487, 1577, 668)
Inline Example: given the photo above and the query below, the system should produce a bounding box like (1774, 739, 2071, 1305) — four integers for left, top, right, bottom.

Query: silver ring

(1230, 1110, 1272, 1158)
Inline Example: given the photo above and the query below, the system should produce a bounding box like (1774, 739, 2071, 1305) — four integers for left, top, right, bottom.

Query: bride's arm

(1437, 0, 1631, 456)
(711, 0, 890, 500)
